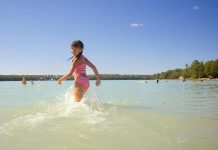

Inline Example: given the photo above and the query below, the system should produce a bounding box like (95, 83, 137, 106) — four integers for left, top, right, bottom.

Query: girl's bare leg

(74, 83, 87, 102)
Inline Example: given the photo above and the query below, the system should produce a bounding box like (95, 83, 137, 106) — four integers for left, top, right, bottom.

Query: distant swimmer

(58, 40, 101, 102)
(156, 79, 159, 83)
(22, 77, 27, 85)
(31, 80, 34, 85)
(180, 76, 186, 82)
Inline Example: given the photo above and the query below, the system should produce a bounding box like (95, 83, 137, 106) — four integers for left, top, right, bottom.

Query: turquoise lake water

(0, 80, 218, 150)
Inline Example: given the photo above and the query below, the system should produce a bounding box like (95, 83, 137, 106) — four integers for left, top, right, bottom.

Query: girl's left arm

(58, 60, 77, 84)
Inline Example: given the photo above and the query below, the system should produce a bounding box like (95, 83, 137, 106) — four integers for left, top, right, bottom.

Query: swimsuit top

(72, 56, 86, 76)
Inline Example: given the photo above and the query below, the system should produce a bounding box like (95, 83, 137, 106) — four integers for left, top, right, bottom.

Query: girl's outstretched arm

(85, 58, 101, 86)
(58, 59, 78, 84)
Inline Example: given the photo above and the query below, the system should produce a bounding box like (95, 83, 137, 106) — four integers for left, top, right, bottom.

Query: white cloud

(192, 5, 199, 10)
(130, 23, 143, 27)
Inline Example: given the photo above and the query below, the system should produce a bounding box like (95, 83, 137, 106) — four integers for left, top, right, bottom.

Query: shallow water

(0, 80, 218, 150)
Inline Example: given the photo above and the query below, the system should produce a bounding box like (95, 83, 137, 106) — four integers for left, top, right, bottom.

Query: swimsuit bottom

(75, 76, 90, 90)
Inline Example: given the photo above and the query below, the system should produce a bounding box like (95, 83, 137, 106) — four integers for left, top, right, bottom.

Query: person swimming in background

(58, 40, 101, 102)
(22, 77, 27, 85)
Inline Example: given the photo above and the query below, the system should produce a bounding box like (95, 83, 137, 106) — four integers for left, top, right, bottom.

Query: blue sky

(0, 0, 217, 75)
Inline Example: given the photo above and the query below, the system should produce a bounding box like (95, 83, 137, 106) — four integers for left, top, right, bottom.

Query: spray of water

(0, 85, 105, 135)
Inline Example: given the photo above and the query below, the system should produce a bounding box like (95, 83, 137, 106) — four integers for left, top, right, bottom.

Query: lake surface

(0, 80, 218, 150)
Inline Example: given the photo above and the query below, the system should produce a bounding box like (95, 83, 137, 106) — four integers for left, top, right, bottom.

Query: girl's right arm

(85, 58, 101, 86)
(58, 58, 78, 84)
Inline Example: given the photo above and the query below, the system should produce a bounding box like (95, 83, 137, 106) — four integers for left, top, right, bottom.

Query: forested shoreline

(153, 59, 218, 79)
(0, 74, 153, 81)
(1, 59, 217, 81)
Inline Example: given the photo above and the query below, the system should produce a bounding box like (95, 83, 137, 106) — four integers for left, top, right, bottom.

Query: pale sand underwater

(0, 80, 218, 150)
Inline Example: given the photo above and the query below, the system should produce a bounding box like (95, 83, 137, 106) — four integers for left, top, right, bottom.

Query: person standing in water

(22, 77, 27, 85)
(58, 40, 101, 102)
(31, 80, 34, 85)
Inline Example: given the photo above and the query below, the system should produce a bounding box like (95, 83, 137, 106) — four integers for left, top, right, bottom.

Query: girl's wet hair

(68, 40, 84, 61)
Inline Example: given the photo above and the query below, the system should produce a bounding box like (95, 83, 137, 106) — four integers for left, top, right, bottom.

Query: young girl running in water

(58, 40, 101, 102)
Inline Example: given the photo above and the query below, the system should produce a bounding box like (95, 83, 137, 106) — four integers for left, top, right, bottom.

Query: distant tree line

(0, 74, 153, 81)
(153, 59, 218, 79)
(1, 59, 217, 81)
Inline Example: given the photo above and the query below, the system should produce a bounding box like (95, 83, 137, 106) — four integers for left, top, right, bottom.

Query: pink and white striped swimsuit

(73, 63, 86, 76)
(73, 56, 90, 90)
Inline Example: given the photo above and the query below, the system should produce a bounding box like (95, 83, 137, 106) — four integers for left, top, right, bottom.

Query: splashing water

(1, 80, 218, 150)
(0, 85, 105, 137)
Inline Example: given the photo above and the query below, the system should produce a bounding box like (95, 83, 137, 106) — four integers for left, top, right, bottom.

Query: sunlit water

(0, 80, 218, 150)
